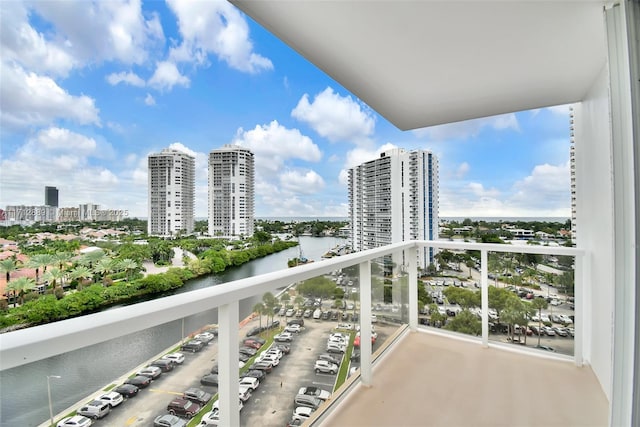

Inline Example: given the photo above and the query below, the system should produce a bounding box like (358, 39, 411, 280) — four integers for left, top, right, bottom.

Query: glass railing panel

(485, 250, 575, 357)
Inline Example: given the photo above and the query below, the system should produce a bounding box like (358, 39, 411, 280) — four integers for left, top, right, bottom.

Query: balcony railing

(0, 240, 583, 426)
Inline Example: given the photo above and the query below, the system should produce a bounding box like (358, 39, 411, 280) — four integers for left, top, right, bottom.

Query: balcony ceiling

(231, 0, 606, 130)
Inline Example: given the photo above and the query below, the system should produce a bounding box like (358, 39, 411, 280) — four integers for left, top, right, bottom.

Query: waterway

(0, 236, 345, 427)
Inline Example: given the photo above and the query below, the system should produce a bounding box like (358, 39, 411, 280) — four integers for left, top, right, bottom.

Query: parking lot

(68, 309, 394, 427)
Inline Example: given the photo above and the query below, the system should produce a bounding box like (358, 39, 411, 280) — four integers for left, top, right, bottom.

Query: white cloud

(166, 0, 273, 74)
(468, 182, 500, 198)
(27, 0, 164, 68)
(291, 87, 375, 144)
(144, 93, 156, 106)
(455, 162, 470, 179)
(280, 170, 325, 194)
(413, 113, 520, 141)
(0, 127, 123, 209)
(509, 161, 571, 213)
(107, 71, 146, 87)
(547, 104, 572, 116)
(168, 142, 198, 159)
(148, 61, 190, 91)
(0, 62, 100, 129)
(233, 120, 322, 175)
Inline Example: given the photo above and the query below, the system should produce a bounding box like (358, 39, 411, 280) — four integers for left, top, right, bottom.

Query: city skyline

(0, 0, 571, 219)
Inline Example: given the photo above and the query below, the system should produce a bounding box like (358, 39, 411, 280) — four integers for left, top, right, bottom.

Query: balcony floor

(320, 329, 608, 427)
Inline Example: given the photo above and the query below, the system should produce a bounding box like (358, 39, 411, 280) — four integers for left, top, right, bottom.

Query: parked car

(274, 332, 293, 342)
(314, 360, 338, 374)
(249, 361, 273, 373)
(181, 340, 205, 353)
(293, 394, 323, 409)
(239, 385, 253, 402)
(162, 352, 185, 365)
(124, 375, 151, 388)
(284, 324, 302, 333)
(183, 388, 212, 405)
(200, 374, 219, 387)
(246, 326, 262, 337)
(350, 350, 361, 362)
(96, 391, 123, 408)
(57, 415, 93, 427)
(303, 309, 312, 318)
(194, 332, 216, 343)
(276, 344, 291, 354)
(76, 400, 110, 420)
(326, 342, 346, 354)
(292, 406, 315, 422)
(239, 376, 260, 391)
(154, 414, 187, 427)
(543, 326, 556, 336)
(243, 339, 263, 349)
(239, 346, 258, 356)
(150, 359, 175, 372)
(285, 308, 295, 317)
(298, 386, 331, 401)
(240, 370, 266, 381)
(288, 318, 305, 327)
(265, 348, 284, 359)
(114, 384, 139, 398)
(167, 397, 202, 418)
(318, 354, 341, 365)
(553, 327, 569, 337)
(137, 366, 162, 379)
(238, 352, 252, 363)
(257, 353, 280, 366)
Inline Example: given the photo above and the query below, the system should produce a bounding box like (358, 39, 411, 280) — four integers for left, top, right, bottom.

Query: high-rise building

(348, 148, 439, 270)
(208, 145, 255, 238)
(79, 203, 100, 221)
(148, 148, 195, 236)
(45, 186, 58, 207)
(570, 106, 577, 244)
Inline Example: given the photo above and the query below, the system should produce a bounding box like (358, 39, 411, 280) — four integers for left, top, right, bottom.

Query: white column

(408, 246, 418, 331)
(359, 260, 372, 386)
(218, 302, 240, 427)
(481, 249, 489, 347)
(574, 252, 584, 367)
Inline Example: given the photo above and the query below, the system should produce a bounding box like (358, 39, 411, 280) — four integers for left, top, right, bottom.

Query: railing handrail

(0, 240, 582, 371)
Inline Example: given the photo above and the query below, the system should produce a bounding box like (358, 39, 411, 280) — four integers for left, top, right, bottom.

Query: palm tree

(117, 259, 138, 282)
(43, 267, 66, 290)
(94, 258, 114, 283)
(53, 252, 73, 270)
(262, 292, 277, 323)
(79, 249, 106, 268)
(10, 276, 36, 306)
(71, 266, 93, 286)
(531, 297, 549, 347)
(252, 302, 266, 330)
(0, 258, 19, 285)
(294, 295, 305, 310)
(27, 253, 55, 283)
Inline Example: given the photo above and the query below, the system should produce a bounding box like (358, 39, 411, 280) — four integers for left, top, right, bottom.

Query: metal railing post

(359, 260, 372, 386)
(218, 301, 240, 426)
(481, 249, 489, 347)
(408, 246, 418, 331)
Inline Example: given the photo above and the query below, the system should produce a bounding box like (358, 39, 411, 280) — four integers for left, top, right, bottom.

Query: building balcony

(0, 240, 608, 426)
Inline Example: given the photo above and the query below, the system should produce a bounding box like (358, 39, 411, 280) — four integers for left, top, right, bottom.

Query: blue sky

(0, 0, 572, 219)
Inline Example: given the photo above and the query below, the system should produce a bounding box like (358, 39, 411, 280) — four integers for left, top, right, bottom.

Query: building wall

(208, 145, 255, 238)
(148, 149, 195, 236)
(349, 149, 439, 270)
(574, 63, 613, 400)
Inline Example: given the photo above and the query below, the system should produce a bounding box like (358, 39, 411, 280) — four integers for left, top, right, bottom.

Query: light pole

(47, 375, 61, 427)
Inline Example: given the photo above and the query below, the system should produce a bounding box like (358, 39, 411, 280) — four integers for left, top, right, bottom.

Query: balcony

(0, 240, 607, 427)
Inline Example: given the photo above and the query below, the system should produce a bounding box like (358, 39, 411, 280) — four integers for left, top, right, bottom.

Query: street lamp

(47, 375, 61, 427)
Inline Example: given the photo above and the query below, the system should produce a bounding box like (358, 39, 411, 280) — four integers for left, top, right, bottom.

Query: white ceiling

(231, 0, 607, 130)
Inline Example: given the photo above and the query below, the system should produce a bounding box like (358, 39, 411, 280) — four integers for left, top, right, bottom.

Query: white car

(212, 400, 244, 411)
(371, 314, 378, 323)
(336, 323, 353, 330)
(258, 353, 280, 366)
(314, 360, 339, 374)
(298, 386, 331, 401)
(194, 332, 216, 343)
(264, 348, 284, 359)
(97, 391, 123, 408)
(292, 406, 315, 422)
(274, 332, 293, 342)
(57, 416, 93, 427)
(137, 366, 162, 379)
(162, 352, 186, 364)
(239, 376, 260, 391)
(284, 324, 302, 333)
(238, 385, 252, 402)
(326, 342, 346, 354)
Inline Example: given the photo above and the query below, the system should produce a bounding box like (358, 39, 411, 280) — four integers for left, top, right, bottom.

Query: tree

(94, 258, 115, 283)
(294, 295, 305, 310)
(117, 259, 139, 282)
(43, 267, 66, 289)
(10, 276, 36, 306)
(27, 253, 55, 283)
(71, 266, 94, 287)
(53, 252, 73, 270)
(262, 292, 277, 323)
(280, 292, 291, 307)
(0, 258, 19, 285)
(253, 302, 266, 330)
(531, 297, 548, 347)
(445, 310, 481, 335)
(79, 249, 107, 268)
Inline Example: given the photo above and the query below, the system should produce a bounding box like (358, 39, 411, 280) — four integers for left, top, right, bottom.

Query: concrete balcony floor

(320, 330, 608, 427)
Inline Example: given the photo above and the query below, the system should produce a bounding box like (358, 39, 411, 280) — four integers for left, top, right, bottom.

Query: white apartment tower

(348, 148, 439, 270)
(570, 106, 577, 243)
(148, 148, 195, 236)
(208, 145, 255, 238)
